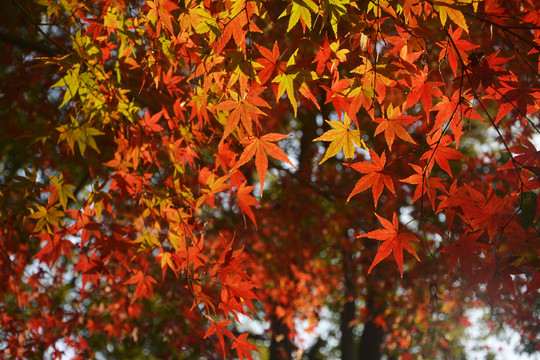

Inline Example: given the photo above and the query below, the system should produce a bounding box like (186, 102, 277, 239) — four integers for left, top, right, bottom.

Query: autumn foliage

(1, 0, 539, 359)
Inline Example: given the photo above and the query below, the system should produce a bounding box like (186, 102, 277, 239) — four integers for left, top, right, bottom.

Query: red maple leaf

(405, 67, 443, 113)
(204, 319, 235, 358)
(421, 131, 466, 176)
(430, 91, 482, 147)
(233, 333, 259, 360)
(358, 213, 420, 277)
(321, 75, 351, 120)
(436, 180, 469, 228)
(313, 34, 331, 74)
(460, 185, 507, 242)
(499, 135, 540, 176)
(400, 163, 445, 210)
(347, 149, 395, 206)
(438, 26, 478, 76)
(440, 231, 491, 276)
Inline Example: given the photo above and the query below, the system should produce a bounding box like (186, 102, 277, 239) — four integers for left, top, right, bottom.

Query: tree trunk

(357, 294, 384, 360)
(340, 298, 356, 360)
(269, 316, 295, 360)
(340, 247, 356, 360)
(357, 320, 384, 360)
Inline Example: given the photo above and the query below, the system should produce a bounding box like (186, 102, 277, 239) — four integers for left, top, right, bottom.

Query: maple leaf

(147, 0, 179, 36)
(204, 319, 235, 358)
(196, 168, 231, 209)
(347, 83, 375, 120)
(358, 213, 420, 277)
(219, 4, 260, 54)
(434, 0, 470, 32)
(436, 180, 469, 228)
(278, 0, 319, 32)
(473, 254, 518, 302)
(232, 133, 294, 193)
(125, 270, 157, 303)
(29, 204, 65, 234)
(313, 114, 367, 165)
(140, 109, 165, 133)
(373, 103, 419, 151)
(438, 26, 479, 76)
(347, 149, 395, 206)
(351, 57, 394, 102)
(496, 80, 537, 125)
(460, 185, 507, 242)
(430, 91, 483, 147)
(440, 231, 491, 275)
(321, 75, 351, 118)
(404, 67, 443, 113)
(49, 174, 76, 210)
(232, 333, 258, 360)
(255, 42, 285, 85)
(157, 251, 176, 278)
(313, 34, 331, 74)
(421, 131, 467, 176)
(213, 92, 269, 140)
(401, 163, 445, 210)
(321, 0, 350, 36)
(236, 182, 260, 228)
(499, 135, 540, 175)
(273, 50, 318, 117)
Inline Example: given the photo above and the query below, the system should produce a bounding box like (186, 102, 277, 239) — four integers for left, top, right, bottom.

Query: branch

(0, 30, 59, 56)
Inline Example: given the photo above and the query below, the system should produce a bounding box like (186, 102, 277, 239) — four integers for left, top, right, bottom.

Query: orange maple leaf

(373, 103, 419, 151)
(255, 41, 285, 85)
(358, 213, 420, 277)
(347, 149, 395, 206)
(213, 96, 268, 140)
(125, 270, 157, 303)
(147, 0, 179, 36)
(236, 182, 260, 228)
(232, 133, 294, 193)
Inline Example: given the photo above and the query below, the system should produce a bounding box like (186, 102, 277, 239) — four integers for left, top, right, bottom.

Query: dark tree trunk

(297, 101, 332, 177)
(340, 298, 356, 360)
(340, 247, 356, 360)
(269, 316, 295, 360)
(305, 337, 324, 360)
(357, 294, 384, 360)
(357, 320, 384, 360)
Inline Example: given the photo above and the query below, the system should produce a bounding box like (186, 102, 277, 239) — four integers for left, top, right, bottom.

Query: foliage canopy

(1, 0, 539, 359)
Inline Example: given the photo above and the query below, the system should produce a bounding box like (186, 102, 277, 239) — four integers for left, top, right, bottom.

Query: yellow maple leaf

(313, 114, 368, 165)
(434, 0, 469, 33)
